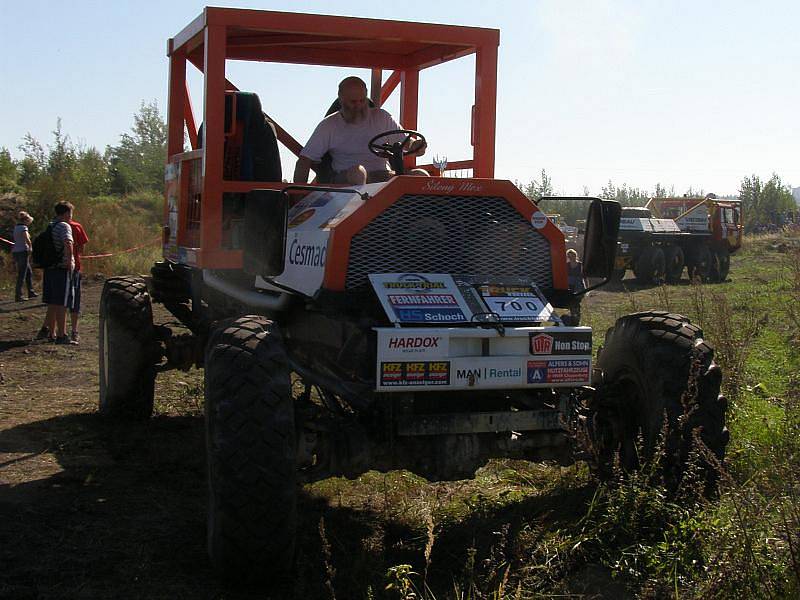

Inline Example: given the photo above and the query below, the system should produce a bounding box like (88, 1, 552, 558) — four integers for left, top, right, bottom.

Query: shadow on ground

(0, 410, 609, 599)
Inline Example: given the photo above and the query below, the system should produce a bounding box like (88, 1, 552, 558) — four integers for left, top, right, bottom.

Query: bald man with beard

(293, 76, 427, 185)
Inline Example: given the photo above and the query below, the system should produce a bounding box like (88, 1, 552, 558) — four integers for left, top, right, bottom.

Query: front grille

(345, 195, 553, 290)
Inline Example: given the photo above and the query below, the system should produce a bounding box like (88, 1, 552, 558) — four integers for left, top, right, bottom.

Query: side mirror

(582, 198, 621, 279)
(243, 189, 288, 277)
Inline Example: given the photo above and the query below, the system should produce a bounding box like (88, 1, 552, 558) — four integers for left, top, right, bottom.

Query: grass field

(1, 231, 798, 599)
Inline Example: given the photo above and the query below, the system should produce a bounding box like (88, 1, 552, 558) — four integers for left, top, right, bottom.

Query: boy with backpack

(34, 201, 76, 344)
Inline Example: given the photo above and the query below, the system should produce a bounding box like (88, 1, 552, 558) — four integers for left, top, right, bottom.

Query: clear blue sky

(1, 0, 797, 196)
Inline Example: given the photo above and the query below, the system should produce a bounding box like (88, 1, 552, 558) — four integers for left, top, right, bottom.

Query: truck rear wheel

(633, 247, 665, 284)
(664, 245, 685, 283)
(709, 246, 730, 283)
(205, 316, 296, 582)
(582, 311, 728, 495)
(99, 277, 156, 419)
(687, 245, 711, 282)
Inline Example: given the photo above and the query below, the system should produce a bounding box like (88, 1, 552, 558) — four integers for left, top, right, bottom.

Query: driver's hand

(406, 138, 427, 156)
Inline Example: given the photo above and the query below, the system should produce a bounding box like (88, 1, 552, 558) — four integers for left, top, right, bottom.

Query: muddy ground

(1, 280, 616, 599)
(0, 282, 227, 599)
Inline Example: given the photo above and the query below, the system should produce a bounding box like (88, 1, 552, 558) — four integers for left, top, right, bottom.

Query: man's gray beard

(343, 106, 368, 123)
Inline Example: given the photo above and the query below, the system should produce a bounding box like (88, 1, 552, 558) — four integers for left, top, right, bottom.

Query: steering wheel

(368, 129, 426, 175)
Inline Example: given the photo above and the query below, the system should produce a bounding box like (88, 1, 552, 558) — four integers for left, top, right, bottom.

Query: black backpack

(31, 224, 62, 269)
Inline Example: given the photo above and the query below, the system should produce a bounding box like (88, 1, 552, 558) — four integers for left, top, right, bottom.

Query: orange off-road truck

(97, 7, 728, 582)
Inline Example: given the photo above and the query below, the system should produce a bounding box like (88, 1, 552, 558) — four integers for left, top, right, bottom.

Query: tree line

(2, 105, 794, 235)
(0, 101, 167, 228)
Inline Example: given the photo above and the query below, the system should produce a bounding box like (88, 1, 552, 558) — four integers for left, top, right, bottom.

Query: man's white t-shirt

(51, 220, 75, 270)
(300, 108, 401, 173)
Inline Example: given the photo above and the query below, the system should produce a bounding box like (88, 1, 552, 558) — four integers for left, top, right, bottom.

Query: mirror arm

(281, 185, 371, 201)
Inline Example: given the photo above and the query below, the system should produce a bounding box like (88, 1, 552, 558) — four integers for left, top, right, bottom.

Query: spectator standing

(12, 211, 37, 302)
(38, 201, 76, 344)
(67, 214, 89, 344)
(565, 249, 586, 325)
(566, 249, 586, 292)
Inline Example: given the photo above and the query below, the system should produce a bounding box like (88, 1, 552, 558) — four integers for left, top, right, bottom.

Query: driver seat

(315, 97, 375, 184)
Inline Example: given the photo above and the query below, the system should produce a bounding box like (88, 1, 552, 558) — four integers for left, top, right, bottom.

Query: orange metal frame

(166, 7, 500, 269)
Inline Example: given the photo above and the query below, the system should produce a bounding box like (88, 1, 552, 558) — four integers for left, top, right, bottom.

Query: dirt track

(0, 281, 609, 599)
(0, 282, 225, 598)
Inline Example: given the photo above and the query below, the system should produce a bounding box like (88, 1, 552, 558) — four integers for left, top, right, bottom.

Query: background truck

(613, 196, 743, 284)
(97, 7, 729, 583)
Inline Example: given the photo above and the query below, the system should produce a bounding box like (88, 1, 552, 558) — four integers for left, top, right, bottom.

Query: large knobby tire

(99, 276, 156, 419)
(664, 245, 685, 284)
(583, 311, 729, 495)
(633, 247, 666, 284)
(687, 245, 711, 282)
(205, 316, 296, 583)
(709, 246, 730, 283)
(150, 260, 191, 304)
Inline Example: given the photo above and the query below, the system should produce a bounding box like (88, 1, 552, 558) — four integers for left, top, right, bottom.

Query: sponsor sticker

(380, 361, 451, 387)
(388, 294, 457, 306)
(288, 208, 315, 228)
(370, 274, 473, 324)
(287, 237, 326, 267)
(531, 211, 548, 229)
(527, 359, 591, 384)
(454, 365, 523, 387)
(480, 285, 535, 297)
(529, 331, 592, 355)
(380, 332, 449, 358)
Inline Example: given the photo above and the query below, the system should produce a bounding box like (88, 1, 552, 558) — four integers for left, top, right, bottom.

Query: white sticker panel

(369, 273, 475, 324)
(373, 326, 593, 391)
(274, 229, 330, 296)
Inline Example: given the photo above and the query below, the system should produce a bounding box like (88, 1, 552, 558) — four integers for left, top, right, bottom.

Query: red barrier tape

(0, 235, 160, 258)
(82, 237, 160, 259)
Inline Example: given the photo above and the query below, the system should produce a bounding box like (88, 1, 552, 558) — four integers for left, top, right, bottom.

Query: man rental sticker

(368, 273, 475, 324)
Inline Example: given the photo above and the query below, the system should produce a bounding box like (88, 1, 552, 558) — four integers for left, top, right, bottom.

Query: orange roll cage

(165, 7, 499, 269)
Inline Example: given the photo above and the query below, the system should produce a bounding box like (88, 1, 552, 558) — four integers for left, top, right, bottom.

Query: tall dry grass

(0, 190, 163, 292)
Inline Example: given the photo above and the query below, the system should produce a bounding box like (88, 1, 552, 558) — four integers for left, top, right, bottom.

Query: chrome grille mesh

(345, 195, 553, 290)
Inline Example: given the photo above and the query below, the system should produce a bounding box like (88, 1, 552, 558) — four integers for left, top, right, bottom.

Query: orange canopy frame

(165, 7, 499, 267)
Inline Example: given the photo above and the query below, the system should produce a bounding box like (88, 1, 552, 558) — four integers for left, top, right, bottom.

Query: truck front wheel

(709, 246, 730, 283)
(633, 247, 665, 284)
(205, 316, 296, 582)
(687, 245, 711, 282)
(582, 311, 728, 495)
(664, 245, 685, 283)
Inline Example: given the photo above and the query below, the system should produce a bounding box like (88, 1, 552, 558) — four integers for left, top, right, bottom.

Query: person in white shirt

(293, 76, 427, 185)
(12, 211, 37, 302)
